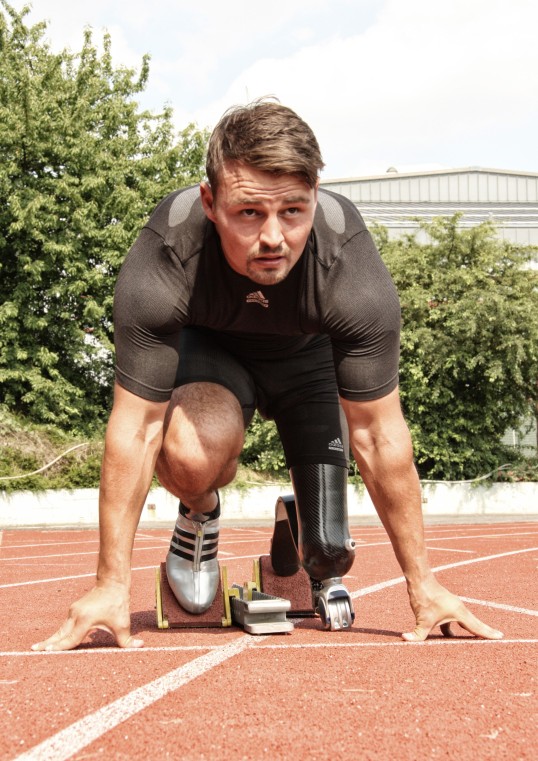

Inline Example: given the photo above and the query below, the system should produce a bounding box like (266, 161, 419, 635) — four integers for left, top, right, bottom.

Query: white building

(321, 166, 538, 248)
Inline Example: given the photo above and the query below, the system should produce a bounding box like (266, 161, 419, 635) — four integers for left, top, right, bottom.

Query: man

(32, 100, 502, 651)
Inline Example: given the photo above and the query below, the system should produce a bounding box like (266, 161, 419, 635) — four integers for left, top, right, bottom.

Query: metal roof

(320, 167, 538, 245)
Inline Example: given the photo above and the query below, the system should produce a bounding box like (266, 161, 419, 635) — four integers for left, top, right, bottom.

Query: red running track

(1, 519, 537, 760)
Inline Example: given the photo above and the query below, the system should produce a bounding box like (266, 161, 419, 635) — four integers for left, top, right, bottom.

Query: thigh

(245, 334, 349, 469)
(175, 327, 257, 427)
(275, 398, 349, 469)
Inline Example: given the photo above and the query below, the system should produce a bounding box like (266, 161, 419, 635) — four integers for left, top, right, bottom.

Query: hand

(401, 576, 504, 642)
(31, 581, 144, 652)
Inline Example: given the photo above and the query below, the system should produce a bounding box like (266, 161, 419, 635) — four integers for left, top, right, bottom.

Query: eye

(241, 208, 259, 217)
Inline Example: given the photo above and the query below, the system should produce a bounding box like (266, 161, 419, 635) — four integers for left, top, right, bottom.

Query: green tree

(241, 414, 286, 475)
(0, 2, 209, 431)
(373, 216, 538, 479)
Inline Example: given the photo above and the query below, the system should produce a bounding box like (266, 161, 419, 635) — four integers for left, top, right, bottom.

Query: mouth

(252, 254, 285, 267)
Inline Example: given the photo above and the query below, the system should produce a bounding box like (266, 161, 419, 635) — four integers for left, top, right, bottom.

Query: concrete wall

(1, 482, 537, 528)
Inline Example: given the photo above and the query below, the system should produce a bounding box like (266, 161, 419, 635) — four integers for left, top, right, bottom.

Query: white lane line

(2, 639, 537, 660)
(0, 546, 167, 563)
(351, 546, 538, 599)
(3, 529, 534, 555)
(3, 546, 537, 590)
(422, 530, 538, 542)
(0, 566, 155, 589)
(422, 526, 538, 534)
(257, 639, 538, 649)
(459, 597, 538, 617)
(432, 547, 538, 574)
(1, 540, 99, 551)
(0, 645, 221, 657)
(12, 636, 251, 761)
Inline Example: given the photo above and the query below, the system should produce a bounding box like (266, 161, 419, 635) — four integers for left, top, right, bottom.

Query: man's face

(200, 161, 318, 286)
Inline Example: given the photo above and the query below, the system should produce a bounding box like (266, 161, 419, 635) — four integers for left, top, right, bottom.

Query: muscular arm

(340, 388, 503, 641)
(32, 383, 169, 651)
(340, 388, 429, 582)
(98, 383, 168, 586)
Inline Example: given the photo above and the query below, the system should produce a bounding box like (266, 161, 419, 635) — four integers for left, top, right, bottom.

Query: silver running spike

(166, 511, 220, 614)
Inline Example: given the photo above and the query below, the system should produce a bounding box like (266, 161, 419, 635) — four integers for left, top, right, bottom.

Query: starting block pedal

(255, 555, 316, 617)
(155, 562, 294, 634)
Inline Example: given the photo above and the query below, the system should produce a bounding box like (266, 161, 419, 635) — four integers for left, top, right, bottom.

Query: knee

(156, 383, 245, 495)
(290, 463, 356, 581)
(300, 539, 355, 581)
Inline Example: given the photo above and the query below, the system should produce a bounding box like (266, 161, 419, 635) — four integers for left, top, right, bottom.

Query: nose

(259, 214, 284, 250)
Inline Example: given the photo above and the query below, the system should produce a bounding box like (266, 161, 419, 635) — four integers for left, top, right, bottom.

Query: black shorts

(175, 327, 349, 469)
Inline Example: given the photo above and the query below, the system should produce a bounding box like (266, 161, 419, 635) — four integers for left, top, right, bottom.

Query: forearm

(341, 392, 433, 585)
(97, 397, 165, 587)
(355, 440, 432, 583)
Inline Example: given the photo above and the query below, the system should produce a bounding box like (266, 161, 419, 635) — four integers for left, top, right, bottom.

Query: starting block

(155, 560, 301, 634)
(155, 563, 231, 629)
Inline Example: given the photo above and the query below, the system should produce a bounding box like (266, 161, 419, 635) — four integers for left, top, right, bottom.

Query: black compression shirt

(113, 186, 401, 403)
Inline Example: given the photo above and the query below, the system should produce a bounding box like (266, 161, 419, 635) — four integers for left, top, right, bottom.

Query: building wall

(321, 167, 538, 248)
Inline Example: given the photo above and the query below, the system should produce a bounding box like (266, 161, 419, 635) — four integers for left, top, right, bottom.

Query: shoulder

(312, 189, 369, 267)
(144, 185, 209, 252)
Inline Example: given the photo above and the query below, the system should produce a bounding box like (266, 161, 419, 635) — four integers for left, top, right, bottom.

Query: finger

(450, 608, 503, 640)
(31, 617, 77, 651)
(105, 625, 144, 649)
(402, 616, 460, 641)
(96, 621, 144, 649)
(402, 611, 503, 643)
(401, 625, 431, 642)
(31, 619, 88, 652)
(117, 633, 145, 649)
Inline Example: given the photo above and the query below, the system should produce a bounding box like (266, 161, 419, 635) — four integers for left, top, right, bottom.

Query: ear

(200, 182, 217, 222)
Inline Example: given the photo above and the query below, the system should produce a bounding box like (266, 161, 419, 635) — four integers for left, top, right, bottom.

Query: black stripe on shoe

(168, 546, 219, 562)
(170, 535, 219, 554)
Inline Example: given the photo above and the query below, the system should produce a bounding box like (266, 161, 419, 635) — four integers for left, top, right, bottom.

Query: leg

(289, 462, 356, 630)
(155, 327, 256, 613)
(274, 395, 356, 630)
(156, 382, 245, 613)
(156, 381, 245, 512)
(289, 463, 355, 581)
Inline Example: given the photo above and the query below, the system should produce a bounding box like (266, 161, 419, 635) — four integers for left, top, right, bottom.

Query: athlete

(32, 100, 503, 650)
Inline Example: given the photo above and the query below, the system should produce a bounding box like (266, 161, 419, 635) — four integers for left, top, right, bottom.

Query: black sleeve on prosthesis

(290, 463, 355, 581)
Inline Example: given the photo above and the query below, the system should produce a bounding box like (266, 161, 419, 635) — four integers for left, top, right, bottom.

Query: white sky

(8, 0, 538, 180)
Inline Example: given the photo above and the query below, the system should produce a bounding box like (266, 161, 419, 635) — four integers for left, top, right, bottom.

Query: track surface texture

(1, 519, 537, 760)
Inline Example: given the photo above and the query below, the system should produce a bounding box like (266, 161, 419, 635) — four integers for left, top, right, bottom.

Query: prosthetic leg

(267, 463, 356, 630)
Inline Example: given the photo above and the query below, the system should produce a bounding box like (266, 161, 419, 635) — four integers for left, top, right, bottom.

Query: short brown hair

(206, 99, 324, 192)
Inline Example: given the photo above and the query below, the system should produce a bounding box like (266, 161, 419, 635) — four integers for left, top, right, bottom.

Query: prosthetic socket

(272, 463, 356, 581)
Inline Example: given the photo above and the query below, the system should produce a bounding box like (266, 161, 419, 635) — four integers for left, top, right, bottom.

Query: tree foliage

(373, 216, 538, 479)
(241, 414, 286, 475)
(0, 2, 209, 431)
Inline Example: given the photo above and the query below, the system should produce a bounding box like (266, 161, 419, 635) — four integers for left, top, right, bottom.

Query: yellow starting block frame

(155, 560, 293, 634)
